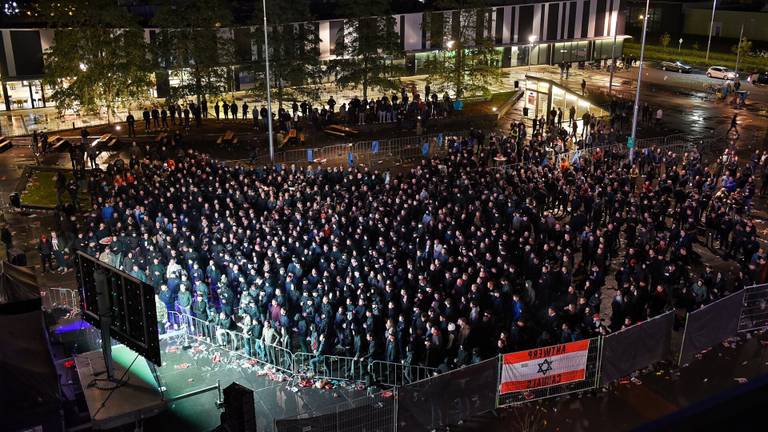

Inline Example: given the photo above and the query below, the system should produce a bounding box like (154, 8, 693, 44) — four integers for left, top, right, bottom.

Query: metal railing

(369, 360, 437, 387)
(738, 284, 768, 333)
(293, 351, 362, 382)
(168, 311, 294, 375)
(167, 311, 438, 385)
(42, 287, 80, 315)
(241, 130, 466, 168)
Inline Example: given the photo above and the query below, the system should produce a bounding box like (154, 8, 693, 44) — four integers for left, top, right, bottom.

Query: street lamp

(261, 0, 274, 161)
(629, 0, 651, 164)
(608, 10, 620, 96)
(678, 37, 683, 54)
(705, 0, 717, 61)
(79, 63, 87, 72)
(528, 35, 537, 71)
(446, 40, 455, 49)
(734, 23, 744, 76)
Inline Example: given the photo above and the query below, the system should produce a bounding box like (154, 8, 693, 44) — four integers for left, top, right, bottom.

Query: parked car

(660, 60, 693, 73)
(706, 66, 737, 80)
(753, 72, 768, 85)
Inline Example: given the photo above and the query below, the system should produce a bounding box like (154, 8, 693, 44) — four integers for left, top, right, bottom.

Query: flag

(500, 340, 590, 394)
(372, 140, 380, 154)
(307, 149, 313, 161)
(348, 151, 354, 167)
(421, 142, 430, 156)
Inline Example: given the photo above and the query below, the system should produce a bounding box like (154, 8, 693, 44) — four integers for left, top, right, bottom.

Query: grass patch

(21, 170, 90, 209)
(624, 42, 768, 72)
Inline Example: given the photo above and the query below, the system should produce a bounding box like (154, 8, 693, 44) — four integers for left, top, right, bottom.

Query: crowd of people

(41, 113, 764, 378)
(124, 85, 456, 141)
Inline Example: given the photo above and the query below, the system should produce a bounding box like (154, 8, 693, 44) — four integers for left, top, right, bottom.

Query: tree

(422, 0, 502, 98)
(152, 0, 235, 106)
(249, 0, 325, 108)
(41, 0, 153, 123)
(330, 0, 404, 100)
(731, 37, 753, 59)
(659, 32, 671, 50)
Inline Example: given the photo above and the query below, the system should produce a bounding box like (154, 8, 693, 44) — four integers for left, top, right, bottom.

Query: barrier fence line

(496, 336, 603, 407)
(42, 287, 80, 314)
(678, 289, 747, 367)
(739, 284, 768, 333)
(163, 311, 439, 389)
(239, 130, 465, 168)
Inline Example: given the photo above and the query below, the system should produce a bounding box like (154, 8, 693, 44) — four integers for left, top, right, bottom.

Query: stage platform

(75, 350, 165, 429)
(147, 332, 368, 432)
(66, 329, 367, 431)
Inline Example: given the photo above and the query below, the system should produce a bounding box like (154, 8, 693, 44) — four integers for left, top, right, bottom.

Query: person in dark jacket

(126, 112, 136, 137)
(215, 312, 234, 346)
(38, 234, 52, 273)
(1, 224, 12, 254)
(142, 107, 151, 130)
(385, 333, 399, 363)
(176, 284, 193, 328)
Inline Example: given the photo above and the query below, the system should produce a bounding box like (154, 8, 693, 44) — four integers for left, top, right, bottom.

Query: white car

(706, 66, 737, 80)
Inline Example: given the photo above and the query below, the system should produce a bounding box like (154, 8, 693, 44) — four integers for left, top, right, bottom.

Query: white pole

(262, 0, 275, 161)
(705, 0, 717, 61)
(608, 9, 619, 96)
(734, 23, 744, 76)
(629, 0, 650, 164)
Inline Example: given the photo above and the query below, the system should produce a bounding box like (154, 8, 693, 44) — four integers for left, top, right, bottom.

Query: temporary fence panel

(678, 290, 746, 366)
(368, 360, 437, 387)
(170, 311, 294, 374)
(600, 311, 675, 385)
(293, 351, 362, 382)
(274, 391, 396, 432)
(497, 337, 602, 406)
(42, 287, 80, 314)
(738, 284, 768, 333)
(398, 358, 498, 432)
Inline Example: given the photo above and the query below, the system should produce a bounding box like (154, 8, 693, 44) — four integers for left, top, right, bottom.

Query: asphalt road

(512, 64, 768, 140)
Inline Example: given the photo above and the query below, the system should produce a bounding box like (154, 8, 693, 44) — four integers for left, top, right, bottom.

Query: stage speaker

(221, 382, 256, 432)
(8, 248, 26, 266)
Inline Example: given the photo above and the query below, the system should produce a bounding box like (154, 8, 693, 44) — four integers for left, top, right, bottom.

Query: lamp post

(734, 23, 744, 76)
(629, 0, 651, 164)
(608, 10, 619, 96)
(262, 0, 274, 161)
(678, 37, 683, 54)
(705, 0, 717, 61)
(528, 35, 537, 71)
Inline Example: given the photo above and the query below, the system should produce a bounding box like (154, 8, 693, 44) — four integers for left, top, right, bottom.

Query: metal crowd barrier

(738, 284, 768, 333)
(167, 311, 294, 375)
(167, 311, 440, 385)
(244, 130, 465, 168)
(369, 360, 437, 387)
(293, 351, 363, 382)
(42, 287, 81, 314)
